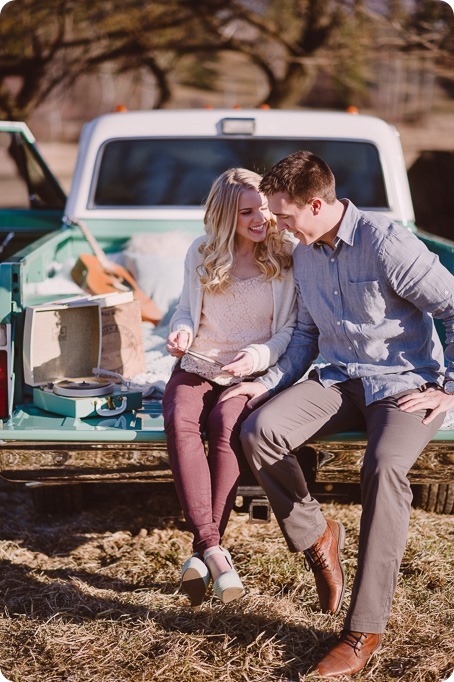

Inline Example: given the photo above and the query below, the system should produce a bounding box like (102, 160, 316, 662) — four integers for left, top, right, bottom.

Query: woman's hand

(218, 381, 270, 409)
(165, 330, 189, 358)
(222, 351, 255, 378)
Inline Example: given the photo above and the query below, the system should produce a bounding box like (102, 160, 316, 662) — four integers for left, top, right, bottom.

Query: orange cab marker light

(346, 105, 359, 114)
(114, 104, 128, 112)
(259, 104, 271, 109)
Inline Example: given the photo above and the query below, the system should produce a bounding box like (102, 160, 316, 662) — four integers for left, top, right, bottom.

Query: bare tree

(0, 0, 196, 117)
(0, 0, 81, 119)
(0, 0, 451, 120)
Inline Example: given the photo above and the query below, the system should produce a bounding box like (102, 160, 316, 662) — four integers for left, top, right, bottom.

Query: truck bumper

(0, 441, 172, 484)
(0, 437, 452, 486)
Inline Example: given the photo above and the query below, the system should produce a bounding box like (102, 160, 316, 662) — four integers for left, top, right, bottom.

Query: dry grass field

(0, 480, 452, 681)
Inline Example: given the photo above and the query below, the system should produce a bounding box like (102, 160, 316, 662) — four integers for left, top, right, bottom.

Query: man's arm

(382, 228, 454, 422)
(382, 227, 454, 377)
(257, 279, 320, 395)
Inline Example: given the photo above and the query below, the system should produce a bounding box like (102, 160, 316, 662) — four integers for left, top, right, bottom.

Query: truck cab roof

(66, 109, 414, 226)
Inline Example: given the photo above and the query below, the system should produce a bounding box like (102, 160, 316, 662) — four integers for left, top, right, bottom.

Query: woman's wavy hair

(198, 168, 293, 292)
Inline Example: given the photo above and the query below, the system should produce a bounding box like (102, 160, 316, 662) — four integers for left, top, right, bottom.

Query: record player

(23, 301, 142, 418)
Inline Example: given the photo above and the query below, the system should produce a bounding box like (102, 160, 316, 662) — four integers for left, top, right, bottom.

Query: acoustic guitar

(68, 217, 163, 325)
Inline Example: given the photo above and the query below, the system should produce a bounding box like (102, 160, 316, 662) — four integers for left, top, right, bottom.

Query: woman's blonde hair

(198, 168, 293, 292)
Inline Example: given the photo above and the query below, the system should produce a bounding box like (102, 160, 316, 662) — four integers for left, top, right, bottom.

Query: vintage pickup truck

(0, 109, 453, 515)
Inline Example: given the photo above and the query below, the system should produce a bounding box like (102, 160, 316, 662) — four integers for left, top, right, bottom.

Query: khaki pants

(240, 376, 444, 633)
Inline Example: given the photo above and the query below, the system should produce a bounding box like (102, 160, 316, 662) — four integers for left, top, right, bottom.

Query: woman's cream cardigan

(169, 236, 298, 374)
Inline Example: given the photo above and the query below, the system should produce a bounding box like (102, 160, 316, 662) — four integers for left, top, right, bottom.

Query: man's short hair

(259, 151, 336, 205)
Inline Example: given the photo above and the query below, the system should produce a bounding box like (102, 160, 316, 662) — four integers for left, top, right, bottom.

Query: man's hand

(218, 381, 270, 409)
(222, 351, 254, 378)
(398, 387, 454, 425)
(165, 330, 189, 358)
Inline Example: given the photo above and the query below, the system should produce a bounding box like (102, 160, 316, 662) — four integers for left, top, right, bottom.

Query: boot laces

(339, 630, 367, 653)
(304, 541, 330, 572)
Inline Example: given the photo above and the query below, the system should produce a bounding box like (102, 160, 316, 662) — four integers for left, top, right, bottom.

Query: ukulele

(68, 217, 163, 324)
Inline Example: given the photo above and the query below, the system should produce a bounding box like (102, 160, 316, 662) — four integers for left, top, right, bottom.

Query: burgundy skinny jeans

(162, 364, 251, 555)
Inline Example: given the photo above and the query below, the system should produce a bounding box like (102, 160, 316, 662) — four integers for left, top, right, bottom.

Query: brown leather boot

(304, 518, 345, 614)
(315, 630, 383, 677)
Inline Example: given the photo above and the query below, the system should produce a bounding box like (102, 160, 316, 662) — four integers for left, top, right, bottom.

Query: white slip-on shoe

(203, 547, 245, 604)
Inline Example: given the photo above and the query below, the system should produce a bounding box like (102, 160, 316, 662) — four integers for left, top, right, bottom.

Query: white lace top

(170, 236, 298, 376)
(180, 274, 273, 385)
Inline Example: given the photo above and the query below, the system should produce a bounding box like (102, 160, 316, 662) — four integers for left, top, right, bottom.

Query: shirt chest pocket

(347, 280, 386, 324)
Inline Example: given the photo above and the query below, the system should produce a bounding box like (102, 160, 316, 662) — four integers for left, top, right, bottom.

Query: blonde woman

(163, 168, 296, 608)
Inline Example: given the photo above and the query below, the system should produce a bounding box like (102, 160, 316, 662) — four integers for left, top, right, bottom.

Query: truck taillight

(0, 349, 8, 418)
(0, 324, 11, 419)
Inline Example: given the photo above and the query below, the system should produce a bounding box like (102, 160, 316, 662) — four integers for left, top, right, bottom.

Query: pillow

(124, 232, 194, 316)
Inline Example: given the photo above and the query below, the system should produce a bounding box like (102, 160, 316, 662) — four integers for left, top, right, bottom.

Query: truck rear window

(91, 138, 388, 210)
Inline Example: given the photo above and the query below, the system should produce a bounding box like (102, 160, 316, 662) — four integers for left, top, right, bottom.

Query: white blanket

(128, 321, 175, 399)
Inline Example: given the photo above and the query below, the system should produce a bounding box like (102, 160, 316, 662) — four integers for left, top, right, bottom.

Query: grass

(0, 481, 452, 681)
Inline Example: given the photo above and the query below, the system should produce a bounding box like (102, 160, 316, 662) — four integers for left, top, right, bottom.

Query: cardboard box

(100, 299, 145, 378)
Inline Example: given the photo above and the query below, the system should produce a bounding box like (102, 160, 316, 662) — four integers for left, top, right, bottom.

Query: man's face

(267, 191, 319, 245)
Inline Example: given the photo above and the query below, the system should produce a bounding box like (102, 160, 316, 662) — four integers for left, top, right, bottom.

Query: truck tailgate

(0, 401, 452, 488)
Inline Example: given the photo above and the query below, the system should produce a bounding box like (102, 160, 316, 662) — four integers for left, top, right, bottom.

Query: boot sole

(220, 586, 246, 604)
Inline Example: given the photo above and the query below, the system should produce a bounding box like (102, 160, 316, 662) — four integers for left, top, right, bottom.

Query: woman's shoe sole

(180, 561, 209, 608)
(220, 585, 245, 604)
(212, 568, 245, 604)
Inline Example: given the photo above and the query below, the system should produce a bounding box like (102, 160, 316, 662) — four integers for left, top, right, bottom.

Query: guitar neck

(68, 217, 112, 271)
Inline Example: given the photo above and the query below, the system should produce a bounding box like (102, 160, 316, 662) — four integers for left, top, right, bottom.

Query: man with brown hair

(221, 151, 454, 677)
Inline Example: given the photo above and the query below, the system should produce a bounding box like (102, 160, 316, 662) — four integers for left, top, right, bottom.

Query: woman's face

(235, 188, 271, 244)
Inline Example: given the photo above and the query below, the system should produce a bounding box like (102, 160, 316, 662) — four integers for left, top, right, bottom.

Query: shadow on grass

(0, 481, 187, 555)
(0, 559, 336, 679)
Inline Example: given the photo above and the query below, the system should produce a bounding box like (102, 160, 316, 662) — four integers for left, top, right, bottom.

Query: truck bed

(0, 224, 452, 501)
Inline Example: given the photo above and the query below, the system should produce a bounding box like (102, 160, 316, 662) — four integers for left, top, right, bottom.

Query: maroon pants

(162, 364, 251, 554)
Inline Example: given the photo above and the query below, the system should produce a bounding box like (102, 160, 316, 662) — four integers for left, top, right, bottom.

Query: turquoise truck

(0, 109, 452, 515)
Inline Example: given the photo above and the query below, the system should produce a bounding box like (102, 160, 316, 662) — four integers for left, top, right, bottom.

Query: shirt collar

(334, 199, 358, 247)
(312, 199, 359, 250)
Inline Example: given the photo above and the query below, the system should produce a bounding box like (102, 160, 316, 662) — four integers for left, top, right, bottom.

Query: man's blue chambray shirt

(261, 200, 454, 405)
